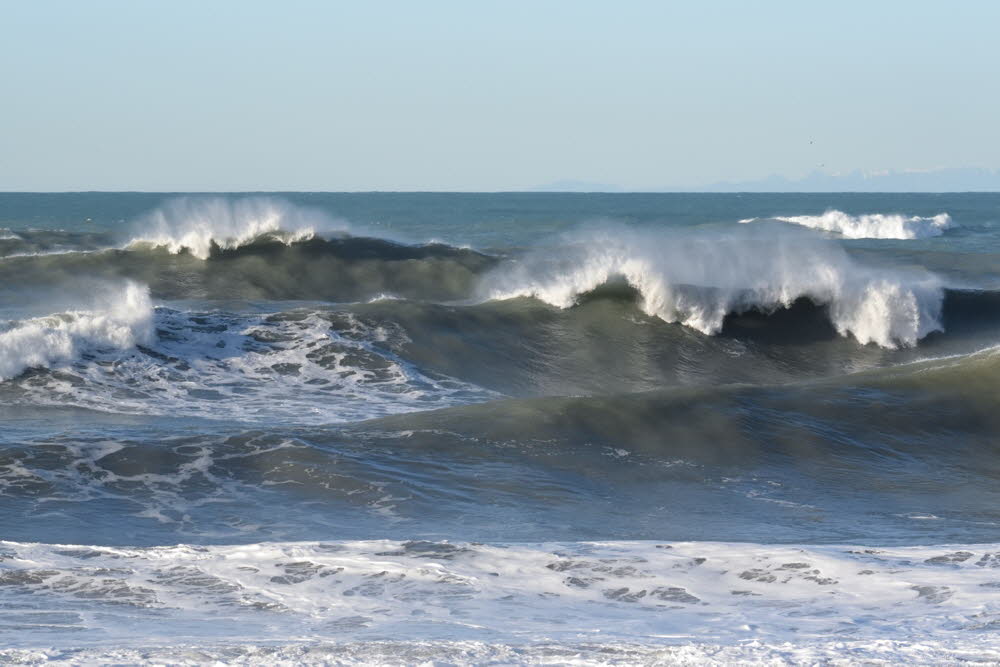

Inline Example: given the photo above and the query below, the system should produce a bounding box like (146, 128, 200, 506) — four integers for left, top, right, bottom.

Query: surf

(742, 209, 954, 239)
(0, 282, 153, 381)
(480, 224, 945, 348)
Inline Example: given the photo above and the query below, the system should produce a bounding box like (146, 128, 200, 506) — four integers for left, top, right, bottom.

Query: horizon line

(2, 189, 999, 195)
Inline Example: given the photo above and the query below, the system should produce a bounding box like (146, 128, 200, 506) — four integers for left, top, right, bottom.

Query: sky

(1, 0, 998, 191)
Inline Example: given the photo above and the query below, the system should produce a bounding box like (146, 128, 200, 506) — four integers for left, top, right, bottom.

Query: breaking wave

(0, 202, 969, 354)
(745, 210, 954, 239)
(3, 287, 997, 421)
(0, 282, 153, 381)
(125, 197, 348, 259)
(482, 225, 944, 348)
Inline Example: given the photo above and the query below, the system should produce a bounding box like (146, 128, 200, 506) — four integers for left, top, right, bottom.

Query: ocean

(1, 192, 999, 664)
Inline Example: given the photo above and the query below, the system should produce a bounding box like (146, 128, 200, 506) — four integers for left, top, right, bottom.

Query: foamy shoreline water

(6, 637, 1000, 666)
(2, 539, 999, 660)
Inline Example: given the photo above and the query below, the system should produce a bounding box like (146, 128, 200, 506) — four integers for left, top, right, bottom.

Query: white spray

(483, 224, 943, 348)
(126, 197, 349, 259)
(743, 210, 953, 239)
(0, 282, 154, 381)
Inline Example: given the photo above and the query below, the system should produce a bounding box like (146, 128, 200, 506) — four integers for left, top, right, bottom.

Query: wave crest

(482, 226, 943, 348)
(0, 282, 154, 381)
(747, 210, 953, 239)
(126, 197, 347, 259)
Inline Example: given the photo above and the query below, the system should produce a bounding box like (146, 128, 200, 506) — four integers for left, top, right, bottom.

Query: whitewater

(2, 192, 1000, 665)
(741, 209, 955, 239)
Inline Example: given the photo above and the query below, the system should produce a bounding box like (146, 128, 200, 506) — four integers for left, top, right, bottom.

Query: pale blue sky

(1, 0, 998, 191)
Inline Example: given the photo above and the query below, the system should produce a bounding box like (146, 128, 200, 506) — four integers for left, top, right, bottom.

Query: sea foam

(0, 539, 997, 661)
(126, 197, 348, 259)
(0, 282, 153, 381)
(744, 210, 954, 239)
(484, 225, 943, 348)
(5, 307, 494, 423)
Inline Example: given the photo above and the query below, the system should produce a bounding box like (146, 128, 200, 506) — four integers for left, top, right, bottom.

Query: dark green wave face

(351, 288, 1000, 396)
(2, 293, 1000, 547)
(0, 236, 498, 303)
(5, 348, 1000, 546)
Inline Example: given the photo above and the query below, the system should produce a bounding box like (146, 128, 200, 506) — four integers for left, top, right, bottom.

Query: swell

(0, 229, 117, 258)
(343, 344, 1000, 545)
(0, 196, 499, 303)
(3, 297, 1000, 545)
(4, 348, 1000, 545)
(0, 200, 994, 377)
(2, 285, 999, 418)
(0, 228, 957, 350)
(356, 345, 1000, 470)
(0, 235, 498, 302)
(0, 199, 971, 350)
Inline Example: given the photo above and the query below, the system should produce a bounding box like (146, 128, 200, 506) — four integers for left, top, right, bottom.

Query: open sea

(1, 192, 1000, 664)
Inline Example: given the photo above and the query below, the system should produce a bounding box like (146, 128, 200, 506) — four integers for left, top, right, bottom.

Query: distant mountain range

(532, 168, 1000, 193)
